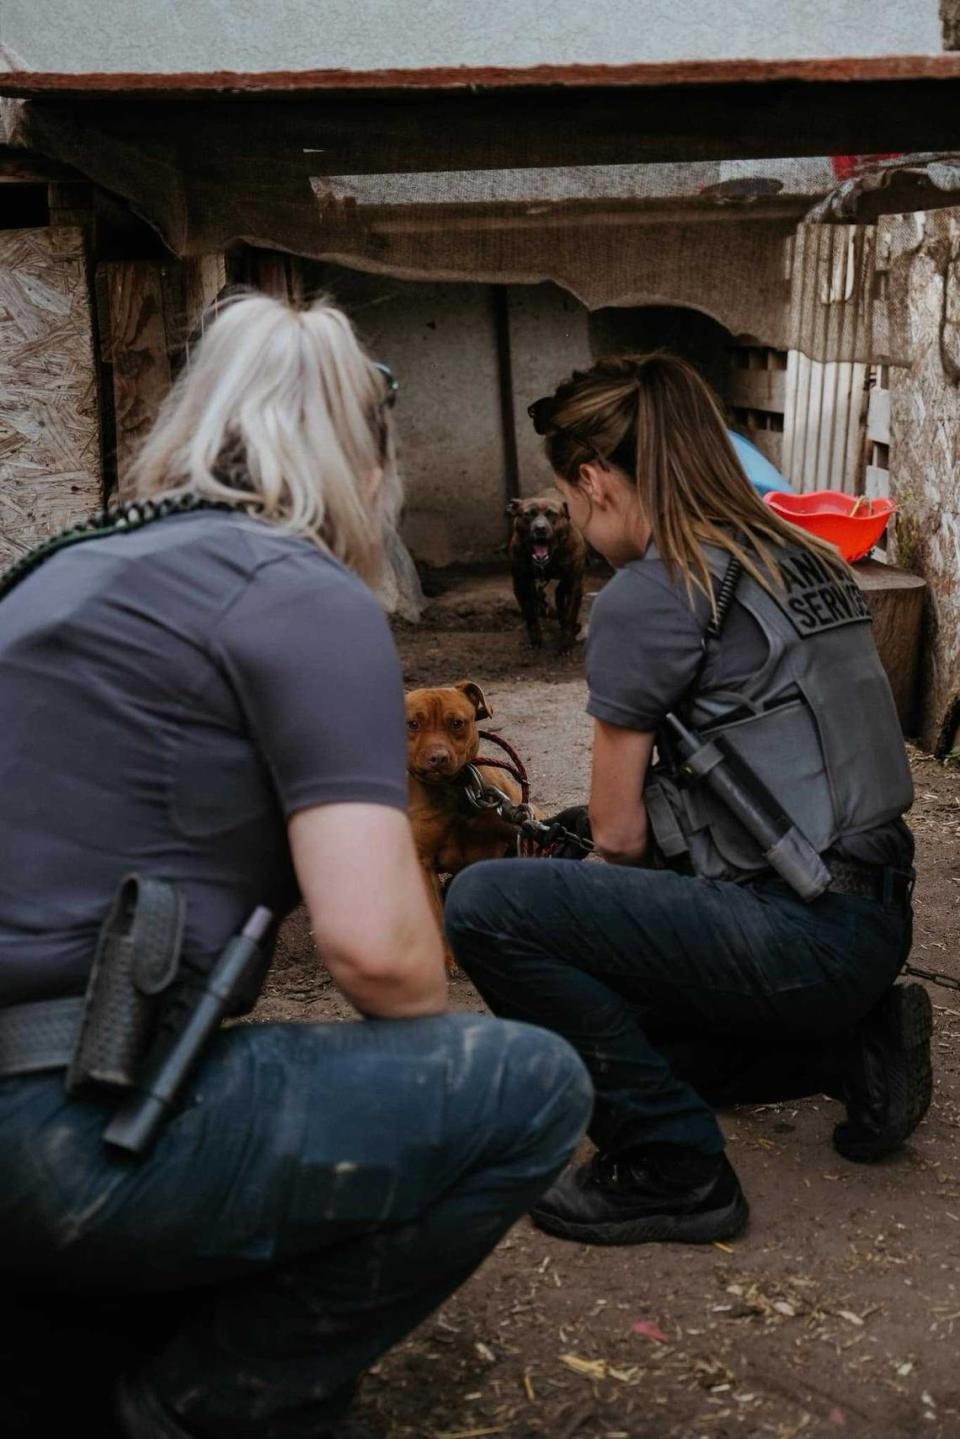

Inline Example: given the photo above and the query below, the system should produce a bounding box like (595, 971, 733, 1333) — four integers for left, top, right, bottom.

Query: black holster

(65, 875, 185, 1096)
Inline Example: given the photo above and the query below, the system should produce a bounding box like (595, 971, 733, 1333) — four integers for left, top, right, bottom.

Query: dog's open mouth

(531, 542, 551, 566)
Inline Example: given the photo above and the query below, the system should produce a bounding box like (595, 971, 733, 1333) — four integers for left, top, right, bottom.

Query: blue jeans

(0, 1014, 591, 1437)
(445, 861, 911, 1157)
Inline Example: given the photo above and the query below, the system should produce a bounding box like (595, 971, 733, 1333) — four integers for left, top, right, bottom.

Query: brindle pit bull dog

(406, 680, 527, 969)
(507, 491, 587, 653)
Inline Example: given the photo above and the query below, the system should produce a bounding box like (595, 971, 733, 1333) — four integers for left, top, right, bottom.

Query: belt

(825, 858, 914, 907)
(749, 858, 913, 906)
(0, 861, 913, 1082)
(0, 996, 82, 1078)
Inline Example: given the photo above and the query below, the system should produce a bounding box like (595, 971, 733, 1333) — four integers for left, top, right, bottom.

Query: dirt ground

(256, 572, 960, 1439)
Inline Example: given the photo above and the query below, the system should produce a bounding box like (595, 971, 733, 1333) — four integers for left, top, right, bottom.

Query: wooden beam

(5, 53, 960, 98)
(158, 253, 228, 366)
(47, 181, 94, 229)
(183, 253, 227, 329)
(246, 249, 303, 301)
(867, 385, 891, 446)
(16, 81, 960, 182)
(0, 147, 80, 182)
(855, 560, 926, 733)
(98, 260, 171, 494)
(736, 425, 784, 469)
(728, 368, 788, 413)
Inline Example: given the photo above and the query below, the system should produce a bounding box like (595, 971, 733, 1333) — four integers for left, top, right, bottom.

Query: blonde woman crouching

(0, 293, 591, 1439)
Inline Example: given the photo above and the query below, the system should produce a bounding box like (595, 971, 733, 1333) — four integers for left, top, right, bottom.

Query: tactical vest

(643, 543, 913, 883)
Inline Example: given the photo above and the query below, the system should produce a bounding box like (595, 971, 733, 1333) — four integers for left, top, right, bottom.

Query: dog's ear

(505, 498, 522, 517)
(454, 679, 493, 720)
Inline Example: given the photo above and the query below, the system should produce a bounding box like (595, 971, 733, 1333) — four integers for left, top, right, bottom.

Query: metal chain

(460, 767, 594, 854)
(903, 962, 960, 994)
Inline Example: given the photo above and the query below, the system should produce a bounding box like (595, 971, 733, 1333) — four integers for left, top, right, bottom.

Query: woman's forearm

(321, 904, 449, 1019)
(590, 801, 650, 867)
(290, 803, 449, 1020)
(588, 720, 656, 867)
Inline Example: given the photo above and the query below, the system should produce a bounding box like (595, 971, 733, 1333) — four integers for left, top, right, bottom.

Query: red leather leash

(475, 729, 531, 806)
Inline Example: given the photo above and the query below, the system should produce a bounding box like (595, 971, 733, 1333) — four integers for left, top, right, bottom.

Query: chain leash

(460, 766, 594, 855)
(902, 962, 960, 994)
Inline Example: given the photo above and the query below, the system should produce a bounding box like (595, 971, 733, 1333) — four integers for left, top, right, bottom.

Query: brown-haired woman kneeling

(446, 353, 928, 1247)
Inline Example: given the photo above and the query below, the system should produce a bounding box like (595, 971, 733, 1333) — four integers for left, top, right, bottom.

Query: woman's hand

(540, 805, 593, 859)
(289, 803, 448, 1019)
(588, 720, 655, 866)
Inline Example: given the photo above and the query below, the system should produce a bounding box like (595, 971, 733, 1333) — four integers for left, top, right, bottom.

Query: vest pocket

(648, 700, 836, 882)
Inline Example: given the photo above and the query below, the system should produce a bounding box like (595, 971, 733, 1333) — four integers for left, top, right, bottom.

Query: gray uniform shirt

(0, 511, 408, 1006)
(586, 552, 914, 868)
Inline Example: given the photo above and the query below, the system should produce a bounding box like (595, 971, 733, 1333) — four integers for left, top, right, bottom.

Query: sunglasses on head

(372, 360, 399, 409)
(527, 395, 558, 435)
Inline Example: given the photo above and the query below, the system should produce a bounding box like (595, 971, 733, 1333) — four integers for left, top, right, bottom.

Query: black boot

(834, 982, 933, 1163)
(115, 1375, 196, 1439)
(529, 1145, 748, 1246)
(116, 1373, 384, 1439)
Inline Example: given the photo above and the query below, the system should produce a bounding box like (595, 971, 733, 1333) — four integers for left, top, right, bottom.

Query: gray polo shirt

(0, 511, 407, 1006)
(586, 551, 914, 868)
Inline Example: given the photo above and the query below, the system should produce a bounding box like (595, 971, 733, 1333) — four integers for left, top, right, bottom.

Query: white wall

(3, 0, 944, 75)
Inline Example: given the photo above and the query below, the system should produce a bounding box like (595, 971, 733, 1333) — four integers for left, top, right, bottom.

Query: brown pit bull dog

(507, 491, 587, 653)
(406, 679, 528, 968)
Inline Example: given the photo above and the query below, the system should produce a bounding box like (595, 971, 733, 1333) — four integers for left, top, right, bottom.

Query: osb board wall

(0, 226, 101, 569)
(883, 209, 960, 753)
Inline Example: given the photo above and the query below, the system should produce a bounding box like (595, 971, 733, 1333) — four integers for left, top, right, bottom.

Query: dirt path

(257, 580, 960, 1439)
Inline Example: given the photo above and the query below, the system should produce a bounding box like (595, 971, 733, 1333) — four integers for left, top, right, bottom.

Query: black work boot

(115, 1375, 196, 1439)
(117, 1373, 384, 1439)
(834, 982, 933, 1163)
(529, 1145, 749, 1246)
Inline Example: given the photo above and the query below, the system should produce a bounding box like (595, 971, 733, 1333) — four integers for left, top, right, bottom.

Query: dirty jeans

(0, 1014, 591, 1438)
(445, 860, 911, 1158)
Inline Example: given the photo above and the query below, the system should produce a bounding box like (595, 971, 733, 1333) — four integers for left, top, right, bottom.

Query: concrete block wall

(319, 269, 599, 563)
(318, 268, 508, 566)
(506, 286, 592, 499)
(319, 267, 750, 563)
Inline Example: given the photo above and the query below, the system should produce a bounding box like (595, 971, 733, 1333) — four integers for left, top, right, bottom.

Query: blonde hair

(541, 352, 847, 610)
(129, 291, 401, 586)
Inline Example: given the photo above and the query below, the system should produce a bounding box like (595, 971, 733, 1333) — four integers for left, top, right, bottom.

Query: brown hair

(540, 352, 846, 611)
